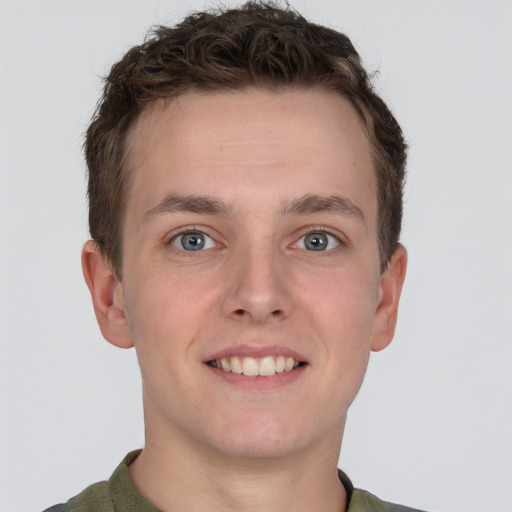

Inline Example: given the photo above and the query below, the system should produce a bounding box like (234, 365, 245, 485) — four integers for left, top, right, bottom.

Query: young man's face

(85, 88, 406, 461)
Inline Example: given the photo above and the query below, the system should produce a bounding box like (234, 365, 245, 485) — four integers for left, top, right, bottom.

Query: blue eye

(172, 232, 216, 251)
(297, 232, 340, 251)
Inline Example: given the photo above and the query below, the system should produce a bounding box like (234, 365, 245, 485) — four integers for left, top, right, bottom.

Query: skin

(82, 88, 407, 512)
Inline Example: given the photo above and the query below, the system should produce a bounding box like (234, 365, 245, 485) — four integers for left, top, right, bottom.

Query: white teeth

(242, 357, 259, 376)
(285, 357, 295, 371)
(231, 356, 243, 374)
(211, 355, 302, 377)
(259, 356, 276, 376)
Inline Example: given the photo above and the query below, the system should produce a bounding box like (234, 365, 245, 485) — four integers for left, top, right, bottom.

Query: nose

(221, 244, 293, 324)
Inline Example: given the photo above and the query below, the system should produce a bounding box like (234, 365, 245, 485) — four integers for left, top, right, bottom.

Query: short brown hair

(85, 1, 407, 277)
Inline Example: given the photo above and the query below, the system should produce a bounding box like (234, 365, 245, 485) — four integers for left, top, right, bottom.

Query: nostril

(229, 307, 285, 321)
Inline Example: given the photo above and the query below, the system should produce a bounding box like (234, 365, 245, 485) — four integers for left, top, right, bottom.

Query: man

(45, 2, 418, 511)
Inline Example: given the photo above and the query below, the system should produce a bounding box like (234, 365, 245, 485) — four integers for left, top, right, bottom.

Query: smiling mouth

(206, 355, 306, 377)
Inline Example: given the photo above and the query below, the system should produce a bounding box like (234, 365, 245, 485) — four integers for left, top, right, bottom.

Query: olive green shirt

(43, 450, 426, 512)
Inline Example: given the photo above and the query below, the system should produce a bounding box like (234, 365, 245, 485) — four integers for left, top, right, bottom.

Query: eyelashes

(171, 231, 217, 251)
(166, 226, 344, 254)
(294, 231, 341, 252)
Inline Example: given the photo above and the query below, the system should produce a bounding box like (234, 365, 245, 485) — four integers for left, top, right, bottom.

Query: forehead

(125, 88, 376, 218)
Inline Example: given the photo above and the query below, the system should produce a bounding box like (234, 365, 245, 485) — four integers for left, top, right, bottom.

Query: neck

(129, 417, 347, 512)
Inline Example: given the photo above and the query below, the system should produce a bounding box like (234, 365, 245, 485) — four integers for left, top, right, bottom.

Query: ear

(81, 240, 134, 349)
(371, 244, 408, 352)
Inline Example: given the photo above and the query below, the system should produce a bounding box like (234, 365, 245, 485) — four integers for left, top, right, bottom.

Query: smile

(207, 356, 305, 377)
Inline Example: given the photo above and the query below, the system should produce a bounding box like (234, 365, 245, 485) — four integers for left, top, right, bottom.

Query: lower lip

(206, 364, 307, 391)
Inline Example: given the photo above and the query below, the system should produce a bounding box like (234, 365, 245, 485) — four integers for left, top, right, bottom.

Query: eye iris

(304, 233, 328, 251)
(181, 232, 205, 251)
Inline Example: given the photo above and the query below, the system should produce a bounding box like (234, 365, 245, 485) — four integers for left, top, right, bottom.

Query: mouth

(206, 355, 306, 377)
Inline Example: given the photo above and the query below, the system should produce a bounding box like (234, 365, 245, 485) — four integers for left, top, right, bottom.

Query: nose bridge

(223, 238, 292, 323)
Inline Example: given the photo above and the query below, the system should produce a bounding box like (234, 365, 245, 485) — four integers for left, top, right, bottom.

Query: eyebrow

(144, 194, 230, 218)
(144, 192, 365, 225)
(281, 194, 366, 225)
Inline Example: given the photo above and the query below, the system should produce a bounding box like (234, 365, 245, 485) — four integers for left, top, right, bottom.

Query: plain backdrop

(1, 1, 511, 511)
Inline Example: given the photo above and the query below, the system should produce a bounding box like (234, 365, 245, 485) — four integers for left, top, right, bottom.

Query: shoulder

(338, 469, 427, 512)
(41, 451, 145, 512)
(42, 506, 70, 512)
(41, 480, 112, 512)
(350, 488, 428, 512)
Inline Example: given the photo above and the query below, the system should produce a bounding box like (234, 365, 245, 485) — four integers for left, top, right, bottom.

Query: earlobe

(81, 240, 134, 349)
(371, 244, 407, 352)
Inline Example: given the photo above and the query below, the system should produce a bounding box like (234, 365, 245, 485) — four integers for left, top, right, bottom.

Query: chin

(206, 417, 313, 460)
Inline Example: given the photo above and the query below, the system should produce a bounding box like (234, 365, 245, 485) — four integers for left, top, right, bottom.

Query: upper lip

(204, 344, 308, 363)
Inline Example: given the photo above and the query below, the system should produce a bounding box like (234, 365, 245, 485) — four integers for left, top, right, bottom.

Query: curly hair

(85, 1, 407, 277)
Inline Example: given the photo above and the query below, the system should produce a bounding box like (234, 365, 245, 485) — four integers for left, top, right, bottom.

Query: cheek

(299, 267, 378, 379)
(299, 265, 379, 337)
(121, 271, 212, 410)
(122, 267, 217, 362)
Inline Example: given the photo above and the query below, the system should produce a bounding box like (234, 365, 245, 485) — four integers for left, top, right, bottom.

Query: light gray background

(1, 1, 511, 511)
